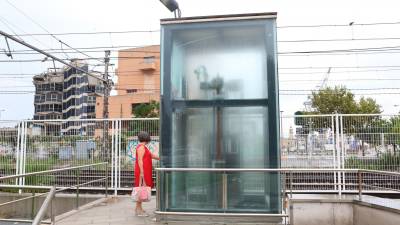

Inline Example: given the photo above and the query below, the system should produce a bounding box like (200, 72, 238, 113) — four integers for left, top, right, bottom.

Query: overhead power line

(277, 21, 400, 28)
(280, 78, 400, 82)
(280, 68, 400, 75)
(11, 30, 161, 37)
(281, 87, 400, 91)
(278, 37, 400, 43)
(0, 30, 106, 82)
(4, 0, 103, 63)
(279, 92, 400, 96)
(6, 20, 400, 37)
(279, 65, 400, 70)
(0, 56, 160, 63)
(9, 45, 157, 53)
(6, 44, 400, 57)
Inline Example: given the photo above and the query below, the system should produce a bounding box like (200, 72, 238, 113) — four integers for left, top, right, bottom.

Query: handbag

(131, 177, 151, 202)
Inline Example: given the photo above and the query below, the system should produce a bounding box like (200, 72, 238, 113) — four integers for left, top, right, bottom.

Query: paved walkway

(56, 197, 157, 225)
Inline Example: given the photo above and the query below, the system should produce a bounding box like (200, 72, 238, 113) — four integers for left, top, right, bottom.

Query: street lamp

(159, 0, 181, 18)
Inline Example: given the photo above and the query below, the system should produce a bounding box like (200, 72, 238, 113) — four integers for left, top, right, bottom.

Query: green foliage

(133, 100, 160, 118)
(345, 153, 400, 170)
(310, 86, 381, 114)
(294, 111, 331, 134)
(311, 86, 359, 114)
(383, 116, 400, 149)
(24, 161, 55, 186)
(358, 97, 381, 114)
(295, 86, 384, 145)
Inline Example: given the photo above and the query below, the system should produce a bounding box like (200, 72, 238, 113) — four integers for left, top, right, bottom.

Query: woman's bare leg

(135, 201, 143, 214)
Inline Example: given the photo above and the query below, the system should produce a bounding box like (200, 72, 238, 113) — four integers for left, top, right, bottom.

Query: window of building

(49, 93, 59, 102)
(126, 89, 137, 94)
(143, 56, 155, 64)
(88, 96, 96, 103)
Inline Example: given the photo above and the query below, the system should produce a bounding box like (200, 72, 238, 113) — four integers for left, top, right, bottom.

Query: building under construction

(33, 60, 104, 135)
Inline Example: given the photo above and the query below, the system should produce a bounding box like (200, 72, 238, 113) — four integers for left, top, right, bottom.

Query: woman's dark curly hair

(137, 131, 151, 143)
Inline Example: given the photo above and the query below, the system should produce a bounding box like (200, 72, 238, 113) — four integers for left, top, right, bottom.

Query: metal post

(282, 172, 287, 213)
(118, 120, 122, 190)
(340, 115, 346, 191)
(331, 115, 337, 190)
(111, 120, 115, 190)
(31, 192, 35, 219)
(358, 170, 362, 201)
(103, 50, 110, 161)
(105, 163, 109, 198)
(289, 171, 293, 198)
(156, 170, 160, 211)
(51, 198, 55, 225)
(15, 122, 21, 186)
(222, 172, 228, 210)
(22, 121, 27, 188)
(18, 122, 25, 193)
(114, 120, 119, 196)
(32, 187, 57, 225)
(76, 169, 80, 209)
(335, 114, 342, 197)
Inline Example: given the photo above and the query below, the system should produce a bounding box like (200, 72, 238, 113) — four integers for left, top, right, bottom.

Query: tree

(132, 100, 159, 118)
(295, 86, 383, 156)
(385, 116, 400, 154)
(310, 86, 358, 114)
(122, 101, 160, 144)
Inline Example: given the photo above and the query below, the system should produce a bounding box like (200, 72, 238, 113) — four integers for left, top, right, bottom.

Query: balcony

(138, 62, 156, 71)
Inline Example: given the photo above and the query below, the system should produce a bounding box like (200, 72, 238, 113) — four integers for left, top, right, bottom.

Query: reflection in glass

(170, 22, 269, 100)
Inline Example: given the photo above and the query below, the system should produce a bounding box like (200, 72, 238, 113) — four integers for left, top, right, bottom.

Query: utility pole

(103, 50, 111, 160)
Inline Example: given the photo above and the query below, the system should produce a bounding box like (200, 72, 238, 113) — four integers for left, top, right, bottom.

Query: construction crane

(303, 67, 332, 111)
(317, 67, 332, 90)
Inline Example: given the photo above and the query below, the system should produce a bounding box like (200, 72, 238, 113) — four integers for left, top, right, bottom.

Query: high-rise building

(95, 45, 160, 118)
(33, 60, 104, 135)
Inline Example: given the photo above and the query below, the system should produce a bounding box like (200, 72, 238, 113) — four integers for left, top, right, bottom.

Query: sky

(1, 0, 400, 120)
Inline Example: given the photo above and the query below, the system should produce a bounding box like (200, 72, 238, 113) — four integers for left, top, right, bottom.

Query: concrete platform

(56, 196, 157, 225)
(55, 196, 282, 225)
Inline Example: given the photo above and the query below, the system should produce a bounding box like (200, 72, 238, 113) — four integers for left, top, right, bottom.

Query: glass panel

(168, 20, 269, 100)
(227, 172, 280, 213)
(166, 172, 222, 211)
(166, 106, 279, 212)
(171, 108, 214, 168)
(170, 107, 268, 168)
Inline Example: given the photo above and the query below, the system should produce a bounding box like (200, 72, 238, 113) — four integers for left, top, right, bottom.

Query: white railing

(1, 114, 399, 192)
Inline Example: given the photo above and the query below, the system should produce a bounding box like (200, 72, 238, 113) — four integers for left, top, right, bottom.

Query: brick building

(96, 45, 160, 118)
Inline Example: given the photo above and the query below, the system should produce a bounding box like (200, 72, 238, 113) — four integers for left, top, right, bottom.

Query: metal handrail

(32, 187, 56, 225)
(155, 167, 400, 176)
(155, 167, 400, 218)
(0, 162, 109, 225)
(156, 168, 357, 172)
(0, 162, 108, 181)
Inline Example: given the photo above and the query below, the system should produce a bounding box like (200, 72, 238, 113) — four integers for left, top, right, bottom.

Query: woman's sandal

(135, 209, 148, 217)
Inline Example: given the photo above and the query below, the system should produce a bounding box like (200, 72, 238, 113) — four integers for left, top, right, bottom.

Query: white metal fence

(281, 114, 400, 191)
(1, 114, 399, 192)
(0, 118, 159, 193)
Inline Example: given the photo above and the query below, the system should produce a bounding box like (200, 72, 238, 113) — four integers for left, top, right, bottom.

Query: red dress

(134, 144, 153, 188)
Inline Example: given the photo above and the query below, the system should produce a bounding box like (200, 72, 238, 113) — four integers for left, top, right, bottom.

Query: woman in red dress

(134, 131, 159, 216)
